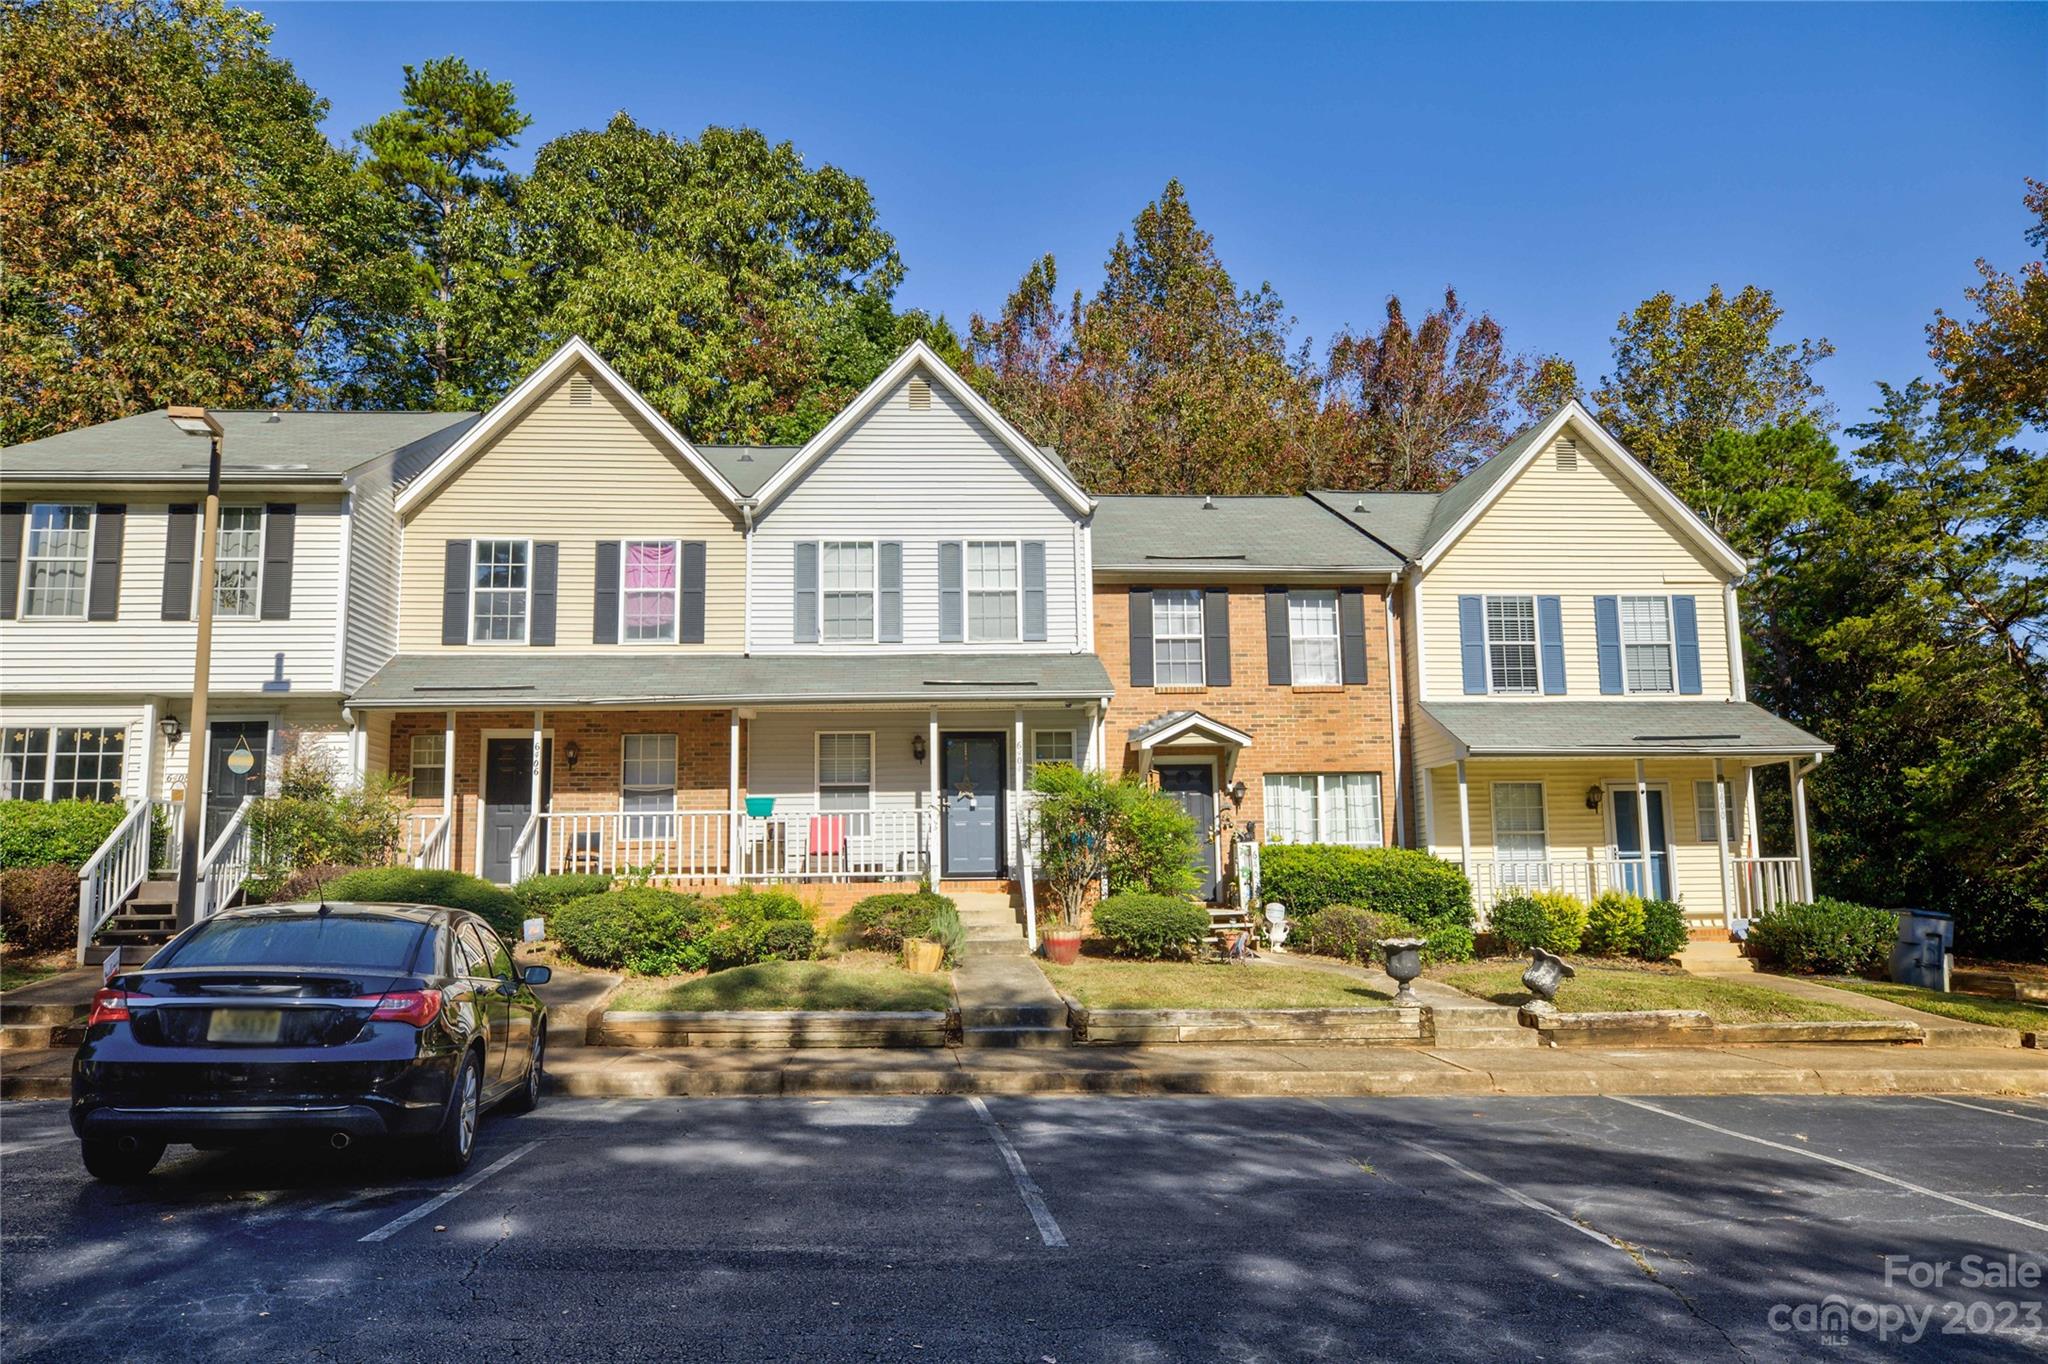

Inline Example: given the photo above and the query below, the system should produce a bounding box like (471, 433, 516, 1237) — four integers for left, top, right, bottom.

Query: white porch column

(1793, 757, 1817, 901)
(1084, 701, 1102, 772)
(727, 710, 742, 883)
(927, 707, 940, 881)
(1634, 758, 1651, 895)
(1742, 766, 1761, 858)
(1713, 757, 1733, 925)
(528, 710, 544, 877)
(1012, 708, 1026, 874)
(441, 711, 456, 809)
(1454, 760, 1471, 871)
(138, 700, 158, 804)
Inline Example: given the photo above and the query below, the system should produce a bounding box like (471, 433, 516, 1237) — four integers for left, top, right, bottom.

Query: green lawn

(1438, 961, 1878, 1024)
(1817, 979, 2048, 1032)
(0, 959, 64, 993)
(612, 959, 952, 1013)
(1041, 958, 1393, 1010)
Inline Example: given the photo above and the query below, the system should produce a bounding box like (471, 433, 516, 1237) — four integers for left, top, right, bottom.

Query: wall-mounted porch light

(159, 715, 182, 746)
(564, 740, 580, 768)
(911, 735, 927, 763)
(1585, 785, 1604, 811)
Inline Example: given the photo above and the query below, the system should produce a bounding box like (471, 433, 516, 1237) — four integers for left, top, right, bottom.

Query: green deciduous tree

(1928, 178, 2048, 432)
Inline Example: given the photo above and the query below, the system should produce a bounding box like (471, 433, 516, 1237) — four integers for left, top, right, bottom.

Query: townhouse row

(0, 339, 1828, 945)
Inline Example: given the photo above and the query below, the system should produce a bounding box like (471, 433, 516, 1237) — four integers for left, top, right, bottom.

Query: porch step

(959, 936, 1028, 959)
(1427, 1006, 1539, 1049)
(129, 878, 179, 906)
(0, 1021, 83, 1052)
(961, 1025, 1070, 1049)
(1679, 940, 1757, 975)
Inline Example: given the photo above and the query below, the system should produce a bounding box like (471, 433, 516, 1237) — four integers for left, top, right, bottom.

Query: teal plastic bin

(744, 796, 776, 818)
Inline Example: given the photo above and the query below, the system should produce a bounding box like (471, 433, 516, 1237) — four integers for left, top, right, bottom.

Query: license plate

(206, 1008, 283, 1044)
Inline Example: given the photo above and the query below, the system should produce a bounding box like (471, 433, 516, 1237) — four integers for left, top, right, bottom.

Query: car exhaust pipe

(116, 1135, 141, 1154)
(329, 1131, 352, 1151)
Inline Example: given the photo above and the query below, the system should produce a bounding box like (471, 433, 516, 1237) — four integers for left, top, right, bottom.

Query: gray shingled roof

(2, 410, 480, 483)
(1303, 490, 1442, 559)
(351, 652, 1115, 708)
(698, 445, 802, 498)
(1422, 700, 1831, 757)
(1092, 496, 1404, 573)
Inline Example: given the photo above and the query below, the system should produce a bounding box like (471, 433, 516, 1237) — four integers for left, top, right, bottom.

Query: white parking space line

(358, 1140, 542, 1244)
(966, 1097, 1066, 1248)
(1922, 1096, 2048, 1128)
(1609, 1097, 2048, 1234)
(1393, 1136, 1629, 1253)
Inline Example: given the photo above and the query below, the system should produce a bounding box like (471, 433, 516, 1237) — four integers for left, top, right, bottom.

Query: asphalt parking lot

(2, 1093, 2044, 1363)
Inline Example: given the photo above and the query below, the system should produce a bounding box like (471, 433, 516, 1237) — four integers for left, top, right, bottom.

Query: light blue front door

(1611, 787, 1672, 900)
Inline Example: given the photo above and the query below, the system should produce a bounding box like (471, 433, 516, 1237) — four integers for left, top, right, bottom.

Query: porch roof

(350, 652, 1115, 709)
(1422, 700, 1832, 758)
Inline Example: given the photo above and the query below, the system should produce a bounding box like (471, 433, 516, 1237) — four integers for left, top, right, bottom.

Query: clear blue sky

(256, 2, 2044, 428)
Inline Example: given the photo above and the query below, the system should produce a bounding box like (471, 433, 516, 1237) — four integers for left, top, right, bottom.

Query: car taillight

(368, 989, 443, 1028)
(88, 989, 131, 1025)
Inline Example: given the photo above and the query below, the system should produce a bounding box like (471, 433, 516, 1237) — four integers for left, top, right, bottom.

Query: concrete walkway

(951, 954, 1070, 1047)
(1714, 970, 2024, 1046)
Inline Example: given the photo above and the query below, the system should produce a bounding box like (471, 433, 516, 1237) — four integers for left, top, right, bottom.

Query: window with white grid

(1264, 773, 1382, 847)
(1151, 589, 1205, 687)
(1486, 596, 1539, 693)
(1031, 729, 1076, 767)
(50, 727, 127, 802)
(470, 540, 530, 642)
(1288, 591, 1341, 686)
(1694, 779, 1734, 843)
(213, 507, 264, 618)
(21, 504, 92, 618)
(2, 727, 52, 799)
(409, 734, 446, 798)
(966, 541, 1020, 641)
(1491, 782, 1548, 860)
(622, 734, 678, 835)
(1620, 596, 1674, 693)
(816, 733, 873, 813)
(821, 542, 875, 642)
(622, 541, 679, 643)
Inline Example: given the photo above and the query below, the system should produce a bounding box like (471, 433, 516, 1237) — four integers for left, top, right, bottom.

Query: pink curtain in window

(624, 542, 677, 633)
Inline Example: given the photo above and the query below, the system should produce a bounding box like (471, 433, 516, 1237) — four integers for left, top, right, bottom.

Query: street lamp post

(167, 406, 224, 929)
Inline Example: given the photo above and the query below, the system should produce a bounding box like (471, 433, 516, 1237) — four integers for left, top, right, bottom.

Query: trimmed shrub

(1259, 845, 1473, 932)
(1091, 893, 1210, 960)
(715, 885, 809, 924)
(0, 865, 80, 953)
(255, 863, 368, 904)
(1746, 898, 1896, 976)
(1490, 891, 1588, 955)
(317, 868, 521, 937)
(1635, 898, 1689, 962)
(842, 891, 955, 951)
(1422, 924, 1477, 964)
(700, 886, 817, 970)
(1299, 903, 1418, 965)
(553, 888, 713, 975)
(1584, 891, 1647, 956)
(0, 801, 129, 870)
(512, 873, 613, 915)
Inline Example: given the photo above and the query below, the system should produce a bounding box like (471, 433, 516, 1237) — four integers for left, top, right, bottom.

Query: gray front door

(1155, 763, 1219, 901)
(482, 737, 552, 884)
(941, 734, 1005, 878)
(204, 721, 268, 847)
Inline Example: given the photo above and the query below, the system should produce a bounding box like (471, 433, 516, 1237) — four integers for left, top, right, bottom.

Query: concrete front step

(959, 938, 1028, 959)
(0, 1022, 82, 1051)
(1679, 941, 1757, 975)
(958, 1002, 1066, 1029)
(1429, 1007, 1540, 1049)
(961, 1025, 1070, 1049)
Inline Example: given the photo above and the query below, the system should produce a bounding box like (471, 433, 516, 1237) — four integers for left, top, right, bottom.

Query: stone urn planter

(1378, 937, 1427, 1006)
(1521, 947, 1576, 1014)
(1043, 928, 1083, 966)
(903, 940, 945, 974)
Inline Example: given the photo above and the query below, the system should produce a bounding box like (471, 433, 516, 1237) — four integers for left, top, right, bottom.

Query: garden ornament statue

(1263, 902, 1289, 952)
(1521, 948, 1575, 1014)
(1379, 938, 1426, 1006)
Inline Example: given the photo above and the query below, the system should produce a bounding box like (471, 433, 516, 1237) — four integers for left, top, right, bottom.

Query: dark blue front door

(1611, 787, 1672, 900)
(941, 734, 1004, 877)
(1155, 763, 1219, 901)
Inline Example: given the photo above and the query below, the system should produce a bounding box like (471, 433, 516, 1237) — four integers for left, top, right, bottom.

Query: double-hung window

(1264, 773, 1383, 847)
(1288, 590, 1341, 686)
(1491, 782, 1548, 884)
(816, 733, 873, 836)
(1620, 596, 1675, 693)
(1694, 778, 1735, 843)
(622, 734, 678, 835)
(409, 734, 446, 799)
(471, 540, 530, 643)
(3, 726, 125, 802)
(1031, 729, 1076, 767)
(1485, 595, 1539, 694)
(1151, 589, 1205, 687)
(213, 507, 264, 618)
(821, 542, 875, 642)
(623, 540, 679, 643)
(966, 541, 1020, 641)
(20, 504, 92, 618)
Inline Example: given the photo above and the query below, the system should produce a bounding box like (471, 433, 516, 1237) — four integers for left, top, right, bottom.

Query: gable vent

(1554, 436, 1579, 471)
(569, 375, 594, 407)
(907, 375, 932, 411)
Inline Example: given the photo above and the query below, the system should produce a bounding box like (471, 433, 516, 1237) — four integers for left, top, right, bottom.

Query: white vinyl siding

(20, 504, 92, 619)
(966, 540, 1020, 642)
(1265, 773, 1383, 847)
(1288, 590, 1340, 686)
(1485, 595, 1539, 694)
(821, 541, 876, 642)
(409, 733, 446, 798)
(2, 723, 126, 802)
(816, 732, 874, 813)
(1152, 589, 1205, 686)
(1620, 595, 1675, 694)
(470, 539, 530, 644)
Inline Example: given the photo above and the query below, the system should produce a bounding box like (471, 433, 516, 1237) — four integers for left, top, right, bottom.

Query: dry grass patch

(1437, 961, 1878, 1024)
(1041, 957, 1392, 1011)
(612, 953, 950, 1013)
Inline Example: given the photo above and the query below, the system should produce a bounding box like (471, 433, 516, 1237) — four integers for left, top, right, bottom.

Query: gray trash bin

(1889, 908, 1953, 991)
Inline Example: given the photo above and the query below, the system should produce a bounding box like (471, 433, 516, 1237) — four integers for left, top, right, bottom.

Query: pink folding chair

(807, 815, 846, 868)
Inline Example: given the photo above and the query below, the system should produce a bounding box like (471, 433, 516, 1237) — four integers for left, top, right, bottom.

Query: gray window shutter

(0, 503, 20, 620)
(1128, 587, 1154, 687)
(1458, 595, 1487, 694)
(1538, 595, 1566, 694)
(680, 541, 707, 644)
(1594, 596, 1623, 694)
(87, 504, 124, 621)
(1672, 595, 1702, 694)
(793, 542, 819, 643)
(1021, 540, 1047, 642)
(1265, 588, 1291, 685)
(1202, 588, 1231, 685)
(1339, 587, 1368, 685)
(442, 540, 471, 644)
(938, 542, 964, 643)
(593, 542, 620, 644)
(258, 504, 294, 620)
(877, 541, 903, 643)
(162, 504, 198, 621)
(530, 542, 558, 646)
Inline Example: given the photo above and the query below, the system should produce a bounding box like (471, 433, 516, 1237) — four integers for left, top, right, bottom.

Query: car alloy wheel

(526, 1036, 542, 1104)
(457, 1063, 479, 1157)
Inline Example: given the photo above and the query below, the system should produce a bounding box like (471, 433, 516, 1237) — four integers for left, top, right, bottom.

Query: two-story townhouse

(1312, 402, 1831, 938)
(1090, 498, 1405, 900)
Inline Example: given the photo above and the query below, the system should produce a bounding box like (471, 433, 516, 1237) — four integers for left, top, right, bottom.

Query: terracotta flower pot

(1043, 930, 1082, 965)
(903, 940, 945, 974)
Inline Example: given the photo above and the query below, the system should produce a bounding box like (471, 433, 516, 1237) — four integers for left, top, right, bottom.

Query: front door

(204, 721, 269, 847)
(1611, 786, 1673, 900)
(482, 737, 552, 884)
(941, 734, 1005, 877)
(1155, 763, 1219, 901)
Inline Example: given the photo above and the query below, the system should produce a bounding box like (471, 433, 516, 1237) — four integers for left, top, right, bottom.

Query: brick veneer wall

(1094, 582, 1403, 848)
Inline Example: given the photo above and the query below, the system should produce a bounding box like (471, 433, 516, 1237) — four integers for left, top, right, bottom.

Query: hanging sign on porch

(226, 736, 256, 776)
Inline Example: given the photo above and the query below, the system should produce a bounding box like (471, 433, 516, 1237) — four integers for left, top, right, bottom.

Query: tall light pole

(167, 406, 224, 929)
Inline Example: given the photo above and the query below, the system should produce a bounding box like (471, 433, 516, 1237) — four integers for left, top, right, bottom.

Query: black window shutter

(161, 504, 198, 621)
(86, 504, 124, 621)
(0, 503, 21, 620)
(1339, 587, 1368, 685)
(441, 540, 470, 644)
(258, 504, 295, 620)
(1264, 587, 1291, 685)
(1202, 588, 1231, 686)
(1127, 587, 1154, 687)
(680, 540, 707, 644)
(593, 542, 620, 644)
(530, 542, 558, 646)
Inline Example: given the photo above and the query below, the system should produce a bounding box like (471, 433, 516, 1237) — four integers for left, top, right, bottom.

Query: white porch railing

(405, 812, 452, 870)
(1465, 857, 1655, 928)
(736, 809, 931, 882)
(530, 810, 734, 881)
(1730, 856, 1803, 931)
(75, 800, 156, 963)
(509, 814, 542, 883)
(195, 797, 256, 920)
(501, 808, 937, 885)
(151, 798, 184, 875)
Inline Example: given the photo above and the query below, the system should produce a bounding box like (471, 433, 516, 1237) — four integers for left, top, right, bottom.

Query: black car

(71, 901, 549, 1182)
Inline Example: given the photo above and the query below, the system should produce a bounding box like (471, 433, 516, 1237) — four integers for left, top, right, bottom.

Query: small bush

(1259, 845, 1473, 932)
(245, 760, 406, 883)
(700, 886, 816, 970)
(0, 865, 79, 953)
(1299, 903, 1417, 964)
(1634, 898, 1689, 962)
(1746, 898, 1897, 976)
(1091, 893, 1209, 960)
(1490, 891, 1588, 955)
(1583, 891, 1647, 956)
(0, 801, 129, 870)
(317, 868, 521, 937)
(754, 920, 818, 964)
(255, 863, 369, 904)
(1422, 923, 1477, 964)
(553, 888, 713, 974)
(512, 873, 613, 915)
(715, 885, 810, 924)
(842, 891, 955, 951)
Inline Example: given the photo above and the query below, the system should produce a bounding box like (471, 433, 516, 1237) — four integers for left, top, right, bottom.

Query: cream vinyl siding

(0, 498, 346, 695)
(342, 461, 401, 689)
(396, 366, 744, 651)
(1419, 427, 1735, 700)
(750, 370, 1085, 652)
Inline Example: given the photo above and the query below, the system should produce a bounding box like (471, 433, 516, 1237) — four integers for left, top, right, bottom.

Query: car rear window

(159, 915, 428, 970)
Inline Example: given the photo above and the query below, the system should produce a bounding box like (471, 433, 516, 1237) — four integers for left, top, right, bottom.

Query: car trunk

(125, 969, 418, 1049)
